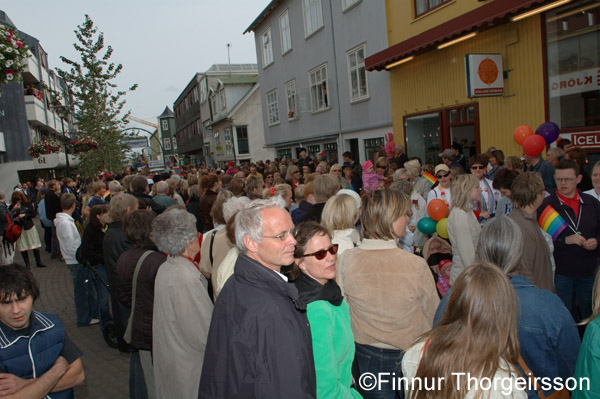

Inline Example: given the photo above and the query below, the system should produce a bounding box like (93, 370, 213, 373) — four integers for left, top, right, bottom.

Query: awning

(366, 0, 551, 71)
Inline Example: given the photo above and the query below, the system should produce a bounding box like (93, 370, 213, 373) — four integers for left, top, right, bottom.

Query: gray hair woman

(151, 208, 213, 399)
(475, 216, 523, 274)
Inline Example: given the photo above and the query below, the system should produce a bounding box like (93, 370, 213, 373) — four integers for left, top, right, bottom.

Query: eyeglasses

(470, 165, 486, 170)
(331, 169, 341, 172)
(436, 173, 450, 178)
(262, 230, 295, 241)
(266, 175, 273, 179)
(302, 244, 339, 260)
(376, 165, 387, 169)
(293, 171, 300, 174)
(555, 177, 576, 183)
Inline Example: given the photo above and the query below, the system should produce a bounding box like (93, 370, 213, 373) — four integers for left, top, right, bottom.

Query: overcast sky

(3, 0, 271, 125)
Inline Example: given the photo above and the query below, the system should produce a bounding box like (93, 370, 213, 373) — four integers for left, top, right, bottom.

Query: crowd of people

(0, 138, 598, 398)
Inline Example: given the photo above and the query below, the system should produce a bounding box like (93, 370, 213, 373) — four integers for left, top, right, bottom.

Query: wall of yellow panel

(386, 0, 490, 46)
(388, 16, 546, 157)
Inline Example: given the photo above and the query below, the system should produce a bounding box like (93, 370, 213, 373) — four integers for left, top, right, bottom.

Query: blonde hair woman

(447, 174, 481, 285)
(321, 193, 360, 255)
(337, 189, 439, 399)
(262, 184, 293, 209)
(403, 263, 524, 399)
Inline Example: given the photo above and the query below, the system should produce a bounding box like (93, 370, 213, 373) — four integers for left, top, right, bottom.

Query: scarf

(294, 272, 343, 306)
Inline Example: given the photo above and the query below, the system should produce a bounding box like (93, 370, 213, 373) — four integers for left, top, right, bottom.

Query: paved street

(27, 222, 129, 399)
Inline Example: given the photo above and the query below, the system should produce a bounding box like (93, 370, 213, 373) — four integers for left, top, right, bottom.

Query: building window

(164, 138, 172, 151)
(415, 0, 451, 17)
(303, 0, 323, 37)
(211, 95, 217, 116)
(277, 148, 292, 159)
(309, 64, 329, 112)
(280, 10, 292, 54)
(266, 89, 280, 125)
(285, 80, 298, 120)
(224, 127, 233, 155)
(200, 78, 207, 103)
(323, 142, 338, 162)
(307, 145, 320, 160)
(220, 89, 227, 110)
(347, 44, 368, 102)
(261, 27, 274, 68)
(342, 0, 361, 11)
(236, 125, 249, 154)
(364, 137, 385, 162)
(162, 120, 168, 131)
(172, 136, 177, 150)
(545, 2, 600, 129)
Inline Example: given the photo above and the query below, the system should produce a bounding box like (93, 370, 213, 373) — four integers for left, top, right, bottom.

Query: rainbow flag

(102, 190, 110, 199)
(423, 171, 437, 187)
(538, 205, 569, 240)
(173, 166, 181, 174)
(137, 158, 149, 168)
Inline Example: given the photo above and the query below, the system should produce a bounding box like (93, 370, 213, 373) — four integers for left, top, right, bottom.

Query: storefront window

(546, 1, 600, 128)
(308, 144, 320, 160)
(323, 142, 338, 163)
(405, 113, 440, 165)
(364, 138, 384, 162)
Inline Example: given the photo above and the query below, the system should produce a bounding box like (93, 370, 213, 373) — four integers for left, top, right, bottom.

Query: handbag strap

(518, 355, 546, 398)
(209, 230, 217, 266)
(128, 251, 153, 324)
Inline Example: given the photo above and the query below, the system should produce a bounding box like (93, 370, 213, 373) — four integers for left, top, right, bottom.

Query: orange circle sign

(478, 58, 498, 85)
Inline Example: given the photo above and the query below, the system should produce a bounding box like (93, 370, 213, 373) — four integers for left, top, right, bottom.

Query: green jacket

(306, 299, 362, 399)
(573, 316, 600, 399)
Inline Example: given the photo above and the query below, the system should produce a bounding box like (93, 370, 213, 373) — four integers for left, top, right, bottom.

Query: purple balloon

(535, 122, 560, 145)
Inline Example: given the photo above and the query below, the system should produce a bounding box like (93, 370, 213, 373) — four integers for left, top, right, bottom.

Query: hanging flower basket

(0, 26, 30, 86)
(29, 137, 61, 158)
(70, 136, 98, 153)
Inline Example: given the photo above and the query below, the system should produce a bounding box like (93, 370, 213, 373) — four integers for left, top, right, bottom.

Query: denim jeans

(554, 274, 594, 320)
(355, 343, 404, 399)
(67, 263, 95, 326)
(130, 351, 149, 399)
(87, 265, 113, 328)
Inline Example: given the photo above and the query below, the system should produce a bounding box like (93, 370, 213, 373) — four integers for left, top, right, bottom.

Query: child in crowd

(361, 160, 384, 194)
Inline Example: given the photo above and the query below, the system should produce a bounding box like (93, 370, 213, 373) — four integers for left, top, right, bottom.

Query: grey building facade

(245, 0, 393, 164)
(157, 106, 178, 168)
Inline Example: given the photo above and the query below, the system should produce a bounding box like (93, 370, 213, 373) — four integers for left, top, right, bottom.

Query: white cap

(337, 189, 361, 209)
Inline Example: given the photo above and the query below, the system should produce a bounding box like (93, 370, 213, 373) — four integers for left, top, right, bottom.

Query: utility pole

(227, 43, 232, 78)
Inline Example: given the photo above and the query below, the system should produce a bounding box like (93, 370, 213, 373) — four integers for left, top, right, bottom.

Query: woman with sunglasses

(375, 156, 393, 189)
(427, 164, 453, 208)
(469, 154, 499, 225)
(337, 189, 439, 399)
(292, 222, 362, 399)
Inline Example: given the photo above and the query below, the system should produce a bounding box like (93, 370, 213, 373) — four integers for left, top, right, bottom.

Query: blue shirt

(528, 158, 556, 192)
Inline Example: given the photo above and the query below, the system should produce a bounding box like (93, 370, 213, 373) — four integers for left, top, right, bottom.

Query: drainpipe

(328, 0, 344, 164)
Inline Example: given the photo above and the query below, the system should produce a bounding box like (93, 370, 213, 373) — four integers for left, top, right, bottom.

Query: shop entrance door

(445, 104, 479, 164)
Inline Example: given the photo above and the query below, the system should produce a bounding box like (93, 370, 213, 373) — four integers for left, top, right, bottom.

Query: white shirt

(584, 188, 600, 202)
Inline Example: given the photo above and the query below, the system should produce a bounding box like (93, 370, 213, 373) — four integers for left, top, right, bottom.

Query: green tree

(57, 15, 137, 176)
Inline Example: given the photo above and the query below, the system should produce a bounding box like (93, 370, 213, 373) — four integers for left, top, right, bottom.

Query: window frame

(266, 89, 280, 126)
(414, 0, 452, 18)
(261, 27, 274, 68)
(161, 120, 168, 131)
(347, 44, 369, 103)
(220, 88, 227, 110)
(236, 125, 250, 155)
(163, 138, 172, 151)
(308, 63, 329, 113)
(302, 0, 324, 38)
(285, 79, 298, 121)
(342, 0, 361, 12)
(279, 10, 292, 55)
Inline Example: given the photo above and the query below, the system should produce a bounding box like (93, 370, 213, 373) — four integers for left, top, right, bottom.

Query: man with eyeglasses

(524, 151, 556, 192)
(199, 197, 316, 398)
(538, 159, 600, 321)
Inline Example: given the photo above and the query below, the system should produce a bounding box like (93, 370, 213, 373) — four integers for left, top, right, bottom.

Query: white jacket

(54, 212, 81, 264)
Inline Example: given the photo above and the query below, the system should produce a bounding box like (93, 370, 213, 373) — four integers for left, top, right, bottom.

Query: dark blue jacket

(199, 254, 316, 398)
(0, 311, 73, 399)
(538, 190, 600, 277)
(435, 275, 580, 398)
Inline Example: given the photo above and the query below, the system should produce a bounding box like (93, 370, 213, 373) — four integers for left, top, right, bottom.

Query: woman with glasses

(375, 156, 393, 189)
(285, 164, 302, 194)
(292, 222, 362, 399)
(427, 164, 452, 207)
(337, 189, 439, 399)
(447, 174, 482, 285)
(329, 163, 347, 189)
(469, 154, 499, 225)
(263, 172, 275, 190)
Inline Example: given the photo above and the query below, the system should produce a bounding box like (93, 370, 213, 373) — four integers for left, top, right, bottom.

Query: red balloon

(514, 125, 533, 145)
(427, 199, 448, 221)
(522, 134, 546, 156)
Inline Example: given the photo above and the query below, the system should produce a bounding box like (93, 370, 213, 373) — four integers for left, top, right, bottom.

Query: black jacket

(199, 254, 316, 399)
(131, 191, 166, 215)
(186, 198, 203, 232)
(45, 190, 61, 221)
(538, 190, 600, 277)
(80, 224, 105, 266)
(9, 201, 35, 230)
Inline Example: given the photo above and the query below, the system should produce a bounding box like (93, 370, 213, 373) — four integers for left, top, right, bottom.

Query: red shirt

(556, 190, 580, 217)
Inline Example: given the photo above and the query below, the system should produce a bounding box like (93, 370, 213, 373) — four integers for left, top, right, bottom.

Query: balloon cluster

(418, 199, 449, 238)
(513, 122, 560, 156)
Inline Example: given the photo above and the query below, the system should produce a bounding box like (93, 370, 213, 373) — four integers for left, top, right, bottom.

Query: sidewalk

(27, 221, 129, 398)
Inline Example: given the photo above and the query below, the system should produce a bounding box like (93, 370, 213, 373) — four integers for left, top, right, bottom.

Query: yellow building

(366, 0, 600, 166)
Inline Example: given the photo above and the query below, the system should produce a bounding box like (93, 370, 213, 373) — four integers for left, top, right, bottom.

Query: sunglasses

(376, 165, 387, 169)
(302, 244, 339, 260)
(436, 173, 450, 178)
(470, 165, 486, 170)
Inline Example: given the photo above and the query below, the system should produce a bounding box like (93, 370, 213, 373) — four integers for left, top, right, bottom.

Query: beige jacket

(199, 227, 235, 295)
(337, 239, 440, 350)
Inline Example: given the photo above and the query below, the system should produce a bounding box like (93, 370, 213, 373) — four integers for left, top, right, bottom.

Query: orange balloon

(514, 125, 533, 145)
(428, 199, 448, 221)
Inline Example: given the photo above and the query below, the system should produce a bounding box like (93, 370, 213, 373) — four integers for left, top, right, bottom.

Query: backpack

(3, 214, 22, 244)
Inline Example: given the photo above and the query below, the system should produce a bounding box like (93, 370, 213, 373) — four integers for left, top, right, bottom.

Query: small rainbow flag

(102, 190, 110, 199)
(423, 171, 437, 187)
(173, 166, 181, 174)
(538, 205, 569, 240)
